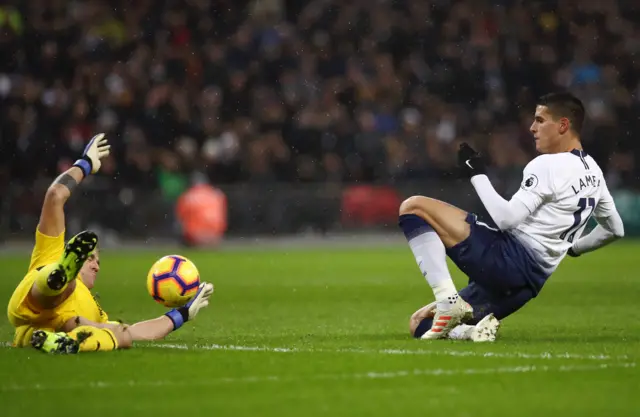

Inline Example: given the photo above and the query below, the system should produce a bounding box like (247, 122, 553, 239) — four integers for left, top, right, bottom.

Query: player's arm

(116, 282, 214, 348)
(39, 168, 85, 237)
(30, 134, 111, 305)
(61, 314, 174, 338)
(37, 133, 111, 237)
(61, 316, 127, 332)
(458, 144, 545, 230)
(61, 283, 214, 348)
(470, 176, 532, 230)
(568, 183, 624, 257)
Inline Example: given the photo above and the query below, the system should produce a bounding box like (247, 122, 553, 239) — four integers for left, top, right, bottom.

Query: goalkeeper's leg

(31, 326, 117, 353)
(33, 231, 98, 298)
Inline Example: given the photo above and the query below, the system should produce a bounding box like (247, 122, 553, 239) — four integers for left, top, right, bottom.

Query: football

(146, 255, 201, 308)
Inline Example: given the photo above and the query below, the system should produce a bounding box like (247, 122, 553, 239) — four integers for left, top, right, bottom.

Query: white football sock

(408, 230, 458, 310)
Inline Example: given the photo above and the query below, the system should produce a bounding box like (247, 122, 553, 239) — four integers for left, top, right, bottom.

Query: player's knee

(399, 196, 427, 216)
(398, 197, 438, 239)
(409, 315, 421, 337)
(409, 303, 437, 338)
(410, 316, 433, 339)
(399, 196, 448, 218)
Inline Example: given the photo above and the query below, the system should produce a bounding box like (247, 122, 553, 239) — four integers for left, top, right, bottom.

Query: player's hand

(457, 142, 486, 178)
(73, 133, 111, 177)
(567, 247, 580, 257)
(164, 282, 214, 330)
(184, 282, 214, 321)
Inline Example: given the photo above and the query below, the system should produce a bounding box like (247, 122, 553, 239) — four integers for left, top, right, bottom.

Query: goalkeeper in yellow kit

(7, 133, 214, 354)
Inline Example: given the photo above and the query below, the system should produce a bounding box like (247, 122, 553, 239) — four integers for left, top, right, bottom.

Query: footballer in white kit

(397, 92, 624, 342)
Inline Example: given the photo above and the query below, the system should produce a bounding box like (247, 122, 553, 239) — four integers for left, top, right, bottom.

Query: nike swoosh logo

(465, 160, 474, 169)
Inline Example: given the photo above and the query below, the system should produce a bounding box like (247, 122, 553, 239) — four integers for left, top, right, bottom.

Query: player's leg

(12, 325, 52, 348)
(447, 283, 535, 342)
(31, 230, 98, 304)
(31, 325, 117, 353)
(69, 326, 119, 352)
(398, 196, 473, 338)
(411, 310, 500, 343)
(399, 196, 472, 247)
(410, 283, 535, 342)
(30, 329, 81, 353)
(409, 301, 437, 337)
(9, 234, 98, 346)
(409, 286, 479, 341)
(449, 314, 500, 342)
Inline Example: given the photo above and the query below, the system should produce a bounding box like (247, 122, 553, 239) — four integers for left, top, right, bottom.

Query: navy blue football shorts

(413, 213, 549, 338)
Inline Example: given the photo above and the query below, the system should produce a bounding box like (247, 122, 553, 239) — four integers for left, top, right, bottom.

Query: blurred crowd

(2, 0, 640, 198)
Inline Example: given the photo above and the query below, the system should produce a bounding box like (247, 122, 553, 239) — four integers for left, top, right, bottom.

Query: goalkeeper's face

(80, 250, 101, 290)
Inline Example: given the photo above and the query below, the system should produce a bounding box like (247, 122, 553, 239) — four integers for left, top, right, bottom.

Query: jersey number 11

(560, 197, 596, 243)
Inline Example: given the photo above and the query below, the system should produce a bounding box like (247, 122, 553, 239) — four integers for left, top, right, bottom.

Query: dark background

(1, 0, 639, 241)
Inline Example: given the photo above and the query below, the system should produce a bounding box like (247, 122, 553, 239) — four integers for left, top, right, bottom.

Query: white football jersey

(509, 150, 618, 274)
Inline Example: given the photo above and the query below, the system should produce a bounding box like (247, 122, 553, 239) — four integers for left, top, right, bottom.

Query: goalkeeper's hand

(457, 142, 487, 178)
(165, 282, 215, 330)
(73, 133, 111, 177)
(184, 282, 214, 320)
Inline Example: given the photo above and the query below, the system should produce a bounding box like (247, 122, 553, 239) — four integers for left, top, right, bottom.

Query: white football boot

(469, 313, 500, 342)
(421, 294, 473, 340)
(448, 313, 500, 342)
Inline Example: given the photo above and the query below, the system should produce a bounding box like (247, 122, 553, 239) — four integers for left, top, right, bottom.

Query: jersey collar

(569, 149, 588, 158)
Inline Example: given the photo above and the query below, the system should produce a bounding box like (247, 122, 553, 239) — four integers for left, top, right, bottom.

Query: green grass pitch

(1, 241, 639, 416)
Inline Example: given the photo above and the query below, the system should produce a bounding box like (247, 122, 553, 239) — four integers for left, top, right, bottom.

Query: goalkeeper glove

(457, 142, 487, 178)
(73, 133, 111, 177)
(165, 282, 215, 330)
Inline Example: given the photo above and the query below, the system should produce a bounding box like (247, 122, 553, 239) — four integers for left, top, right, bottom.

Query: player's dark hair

(537, 92, 585, 134)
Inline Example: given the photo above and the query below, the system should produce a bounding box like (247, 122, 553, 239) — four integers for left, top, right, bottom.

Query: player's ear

(558, 117, 570, 134)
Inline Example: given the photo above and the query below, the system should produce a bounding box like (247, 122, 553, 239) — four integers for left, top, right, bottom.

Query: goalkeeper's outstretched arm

(64, 315, 177, 348)
(61, 282, 214, 349)
(38, 167, 85, 238)
(38, 133, 111, 237)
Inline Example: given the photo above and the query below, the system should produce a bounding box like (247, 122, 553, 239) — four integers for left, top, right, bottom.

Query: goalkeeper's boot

(31, 330, 79, 354)
(47, 230, 98, 291)
(470, 314, 500, 343)
(421, 294, 473, 340)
